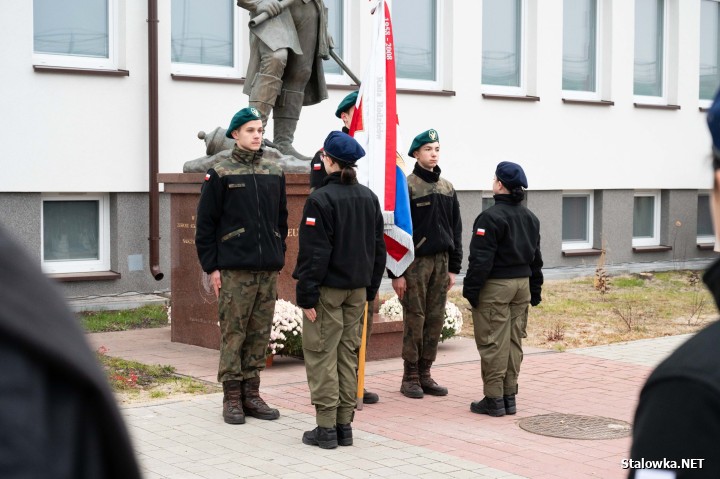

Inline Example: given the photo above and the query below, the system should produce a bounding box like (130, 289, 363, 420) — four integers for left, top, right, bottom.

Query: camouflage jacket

(195, 146, 288, 273)
(401, 163, 463, 275)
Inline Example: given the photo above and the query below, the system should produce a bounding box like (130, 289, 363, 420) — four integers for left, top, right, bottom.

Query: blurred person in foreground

(0, 225, 141, 478)
(627, 91, 720, 478)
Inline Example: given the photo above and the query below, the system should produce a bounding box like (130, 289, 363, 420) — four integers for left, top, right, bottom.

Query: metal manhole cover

(518, 414, 631, 440)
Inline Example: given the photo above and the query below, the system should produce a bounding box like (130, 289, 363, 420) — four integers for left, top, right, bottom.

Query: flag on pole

(349, 0, 414, 277)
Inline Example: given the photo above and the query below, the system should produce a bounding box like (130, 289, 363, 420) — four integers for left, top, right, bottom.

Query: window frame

(699, 0, 720, 108)
(481, 0, 526, 96)
(632, 190, 661, 247)
(392, 0, 443, 91)
(32, 0, 119, 70)
(633, 0, 669, 105)
(697, 191, 715, 244)
(561, 191, 594, 251)
(41, 193, 111, 274)
(562, 0, 602, 101)
(324, 0, 353, 85)
(170, 1, 244, 79)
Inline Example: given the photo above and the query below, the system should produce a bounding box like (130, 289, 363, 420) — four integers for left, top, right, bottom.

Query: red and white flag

(350, 0, 414, 277)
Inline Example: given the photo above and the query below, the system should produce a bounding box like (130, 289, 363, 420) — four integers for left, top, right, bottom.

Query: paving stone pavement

(90, 328, 698, 479)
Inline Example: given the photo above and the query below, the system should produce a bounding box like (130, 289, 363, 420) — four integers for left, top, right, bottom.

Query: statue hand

(256, 0, 282, 17)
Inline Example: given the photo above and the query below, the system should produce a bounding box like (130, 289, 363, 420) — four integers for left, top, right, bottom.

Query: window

(393, 0, 440, 88)
(698, 193, 714, 243)
(324, 0, 348, 81)
(634, 0, 666, 101)
(482, 0, 523, 93)
(700, 0, 720, 104)
(562, 192, 593, 250)
(41, 194, 111, 274)
(33, 0, 117, 69)
(633, 191, 661, 246)
(171, 0, 242, 78)
(563, 0, 599, 98)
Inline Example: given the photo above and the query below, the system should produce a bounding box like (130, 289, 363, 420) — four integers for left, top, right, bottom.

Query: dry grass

(445, 270, 717, 350)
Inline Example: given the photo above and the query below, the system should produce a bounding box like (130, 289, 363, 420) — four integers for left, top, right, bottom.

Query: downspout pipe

(148, 0, 164, 281)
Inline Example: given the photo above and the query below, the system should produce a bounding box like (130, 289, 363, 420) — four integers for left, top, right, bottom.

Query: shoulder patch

(475, 228, 486, 236)
(305, 217, 316, 226)
(204, 173, 211, 181)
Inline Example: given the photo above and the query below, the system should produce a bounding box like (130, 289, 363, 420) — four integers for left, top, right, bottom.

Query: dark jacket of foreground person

(628, 259, 720, 478)
(0, 225, 142, 479)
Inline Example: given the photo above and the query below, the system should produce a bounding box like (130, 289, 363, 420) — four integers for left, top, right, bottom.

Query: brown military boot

(222, 380, 245, 424)
(241, 377, 280, 420)
(400, 360, 424, 398)
(272, 89, 312, 161)
(418, 359, 448, 396)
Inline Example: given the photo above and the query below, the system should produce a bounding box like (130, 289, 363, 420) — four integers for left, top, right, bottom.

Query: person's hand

(447, 272, 456, 291)
(530, 292, 542, 307)
(256, 0, 282, 17)
(209, 270, 221, 298)
(392, 277, 406, 300)
(303, 307, 317, 322)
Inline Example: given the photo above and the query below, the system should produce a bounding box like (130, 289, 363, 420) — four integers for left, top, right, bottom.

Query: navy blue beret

(323, 131, 365, 164)
(495, 161, 528, 189)
(335, 91, 358, 118)
(225, 107, 262, 138)
(408, 129, 440, 156)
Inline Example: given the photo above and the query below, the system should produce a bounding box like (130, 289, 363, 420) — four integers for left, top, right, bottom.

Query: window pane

(482, 0, 522, 87)
(563, 0, 597, 92)
(633, 196, 655, 238)
(482, 197, 495, 211)
(171, 0, 233, 67)
(43, 201, 100, 261)
(33, 0, 109, 57)
(700, 0, 720, 101)
(698, 194, 714, 236)
(634, 0, 664, 97)
(325, 0, 344, 75)
(562, 196, 589, 242)
(394, 0, 437, 81)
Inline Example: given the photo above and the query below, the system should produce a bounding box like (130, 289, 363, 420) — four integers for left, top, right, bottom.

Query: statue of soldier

(237, 0, 330, 161)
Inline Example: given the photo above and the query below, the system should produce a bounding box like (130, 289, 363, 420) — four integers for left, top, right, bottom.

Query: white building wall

(0, 0, 715, 191)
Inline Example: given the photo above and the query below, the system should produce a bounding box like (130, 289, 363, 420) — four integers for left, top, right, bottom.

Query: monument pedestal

(159, 172, 403, 359)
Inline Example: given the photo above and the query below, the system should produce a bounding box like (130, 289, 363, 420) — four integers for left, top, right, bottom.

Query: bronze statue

(183, 128, 310, 173)
(237, 0, 330, 161)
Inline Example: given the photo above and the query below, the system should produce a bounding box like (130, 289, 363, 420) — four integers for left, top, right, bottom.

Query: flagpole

(356, 302, 369, 410)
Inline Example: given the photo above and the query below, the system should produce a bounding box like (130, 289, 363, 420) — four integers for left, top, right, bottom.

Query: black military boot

(222, 380, 245, 424)
(363, 389, 379, 404)
(241, 377, 280, 420)
(418, 359, 448, 396)
(470, 397, 506, 417)
(400, 360, 424, 398)
(336, 423, 353, 446)
(302, 427, 338, 449)
(503, 395, 517, 415)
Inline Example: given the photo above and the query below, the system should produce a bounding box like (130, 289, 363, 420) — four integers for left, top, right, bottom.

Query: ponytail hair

(509, 186, 525, 202)
(340, 164, 358, 184)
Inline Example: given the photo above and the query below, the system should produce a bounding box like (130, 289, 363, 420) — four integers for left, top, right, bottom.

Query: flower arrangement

(379, 295, 463, 342)
(268, 299, 304, 357)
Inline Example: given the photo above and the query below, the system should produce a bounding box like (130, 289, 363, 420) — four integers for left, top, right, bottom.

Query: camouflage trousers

(303, 286, 365, 428)
(217, 270, 277, 383)
(471, 278, 530, 398)
(400, 252, 449, 363)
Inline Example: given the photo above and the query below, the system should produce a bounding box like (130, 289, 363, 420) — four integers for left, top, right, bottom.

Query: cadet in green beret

(196, 107, 288, 425)
(392, 129, 463, 399)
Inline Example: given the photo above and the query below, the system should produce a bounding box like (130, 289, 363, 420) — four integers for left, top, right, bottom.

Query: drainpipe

(148, 0, 164, 281)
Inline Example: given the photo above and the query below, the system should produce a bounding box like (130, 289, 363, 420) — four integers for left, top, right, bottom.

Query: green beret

(225, 107, 262, 138)
(408, 129, 440, 157)
(335, 91, 358, 118)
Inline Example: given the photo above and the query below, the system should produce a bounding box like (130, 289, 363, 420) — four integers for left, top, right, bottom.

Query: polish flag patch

(313, 163, 322, 171)
(305, 217, 316, 226)
(476, 228, 486, 236)
(204, 173, 211, 181)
